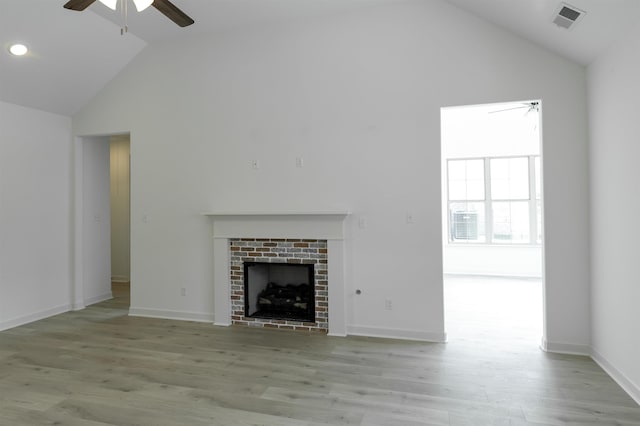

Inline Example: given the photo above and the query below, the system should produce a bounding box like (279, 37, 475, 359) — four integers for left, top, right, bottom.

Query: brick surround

(229, 238, 328, 332)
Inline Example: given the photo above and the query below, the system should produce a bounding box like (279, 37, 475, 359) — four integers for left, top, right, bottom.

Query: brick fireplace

(205, 212, 350, 336)
(229, 238, 328, 332)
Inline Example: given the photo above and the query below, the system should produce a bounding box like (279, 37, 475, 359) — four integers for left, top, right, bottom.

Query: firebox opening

(244, 262, 315, 322)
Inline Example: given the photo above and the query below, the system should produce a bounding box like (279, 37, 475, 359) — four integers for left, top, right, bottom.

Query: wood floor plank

(0, 405, 116, 426)
(260, 385, 450, 424)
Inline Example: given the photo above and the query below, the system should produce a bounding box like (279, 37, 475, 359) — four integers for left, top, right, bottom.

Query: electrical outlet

(296, 157, 304, 168)
(406, 211, 415, 224)
(180, 287, 186, 296)
(385, 299, 392, 310)
(252, 159, 260, 169)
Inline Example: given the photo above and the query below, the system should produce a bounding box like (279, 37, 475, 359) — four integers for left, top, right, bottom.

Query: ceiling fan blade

(488, 106, 528, 114)
(63, 0, 98, 11)
(152, 0, 195, 27)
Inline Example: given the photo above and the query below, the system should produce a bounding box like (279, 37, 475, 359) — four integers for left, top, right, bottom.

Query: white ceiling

(0, 0, 146, 116)
(89, 0, 401, 43)
(444, 0, 640, 65)
(2, 0, 640, 116)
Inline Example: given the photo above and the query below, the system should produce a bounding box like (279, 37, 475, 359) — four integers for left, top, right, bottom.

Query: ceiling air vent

(553, 3, 585, 29)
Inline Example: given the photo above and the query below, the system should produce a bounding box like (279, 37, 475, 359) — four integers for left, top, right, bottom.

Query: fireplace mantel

(205, 211, 350, 336)
(204, 211, 350, 239)
(203, 211, 350, 216)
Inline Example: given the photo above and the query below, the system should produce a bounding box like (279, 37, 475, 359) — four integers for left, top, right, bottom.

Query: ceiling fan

(489, 101, 540, 115)
(63, 0, 195, 28)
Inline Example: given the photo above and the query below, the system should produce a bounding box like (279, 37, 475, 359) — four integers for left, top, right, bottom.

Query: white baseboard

(591, 348, 640, 406)
(0, 303, 71, 332)
(347, 325, 447, 343)
(540, 338, 591, 356)
(111, 275, 130, 283)
(84, 292, 113, 306)
(539, 339, 640, 405)
(129, 307, 214, 323)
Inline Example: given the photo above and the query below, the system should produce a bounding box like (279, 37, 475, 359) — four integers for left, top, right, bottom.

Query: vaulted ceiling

(2, 0, 639, 116)
(445, 0, 640, 65)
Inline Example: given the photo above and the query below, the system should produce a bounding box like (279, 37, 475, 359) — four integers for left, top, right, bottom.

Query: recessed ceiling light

(9, 44, 28, 56)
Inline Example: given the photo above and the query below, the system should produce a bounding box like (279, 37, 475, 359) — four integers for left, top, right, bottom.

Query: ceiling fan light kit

(132, 0, 153, 12)
(63, 0, 194, 28)
(97, 0, 117, 10)
(98, 0, 163, 13)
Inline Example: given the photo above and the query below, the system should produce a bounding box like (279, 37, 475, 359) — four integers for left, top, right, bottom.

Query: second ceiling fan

(63, 0, 194, 28)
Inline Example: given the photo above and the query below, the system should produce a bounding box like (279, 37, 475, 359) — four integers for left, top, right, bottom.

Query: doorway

(73, 134, 131, 310)
(109, 135, 131, 308)
(440, 101, 543, 347)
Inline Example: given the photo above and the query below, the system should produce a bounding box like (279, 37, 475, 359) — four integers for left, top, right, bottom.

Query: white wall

(0, 101, 72, 330)
(72, 0, 589, 346)
(82, 137, 112, 305)
(587, 22, 640, 402)
(110, 135, 130, 282)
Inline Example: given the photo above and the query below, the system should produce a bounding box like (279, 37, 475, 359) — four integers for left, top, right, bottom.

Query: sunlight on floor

(444, 274, 542, 348)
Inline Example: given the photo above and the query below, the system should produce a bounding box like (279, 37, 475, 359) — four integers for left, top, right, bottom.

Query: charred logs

(256, 282, 313, 319)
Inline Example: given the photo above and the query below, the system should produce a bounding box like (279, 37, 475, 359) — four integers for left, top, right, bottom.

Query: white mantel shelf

(203, 211, 351, 217)
(204, 211, 351, 241)
(207, 210, 350, 336)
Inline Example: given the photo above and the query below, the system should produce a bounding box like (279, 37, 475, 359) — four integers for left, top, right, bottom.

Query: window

(447, 156, 541, 245)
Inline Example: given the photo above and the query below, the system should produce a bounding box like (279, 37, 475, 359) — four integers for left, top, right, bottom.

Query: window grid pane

(534, 156, 541, 200)
(536, 200, 542, 244)
(490, 157, 529, 200)
(492, 201, 530, 244)
(449, 202, 486, 243)
(448, 159, 485, 201)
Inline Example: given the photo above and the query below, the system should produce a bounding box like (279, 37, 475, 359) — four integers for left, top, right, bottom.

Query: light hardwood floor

(0, 279, 638, 425)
